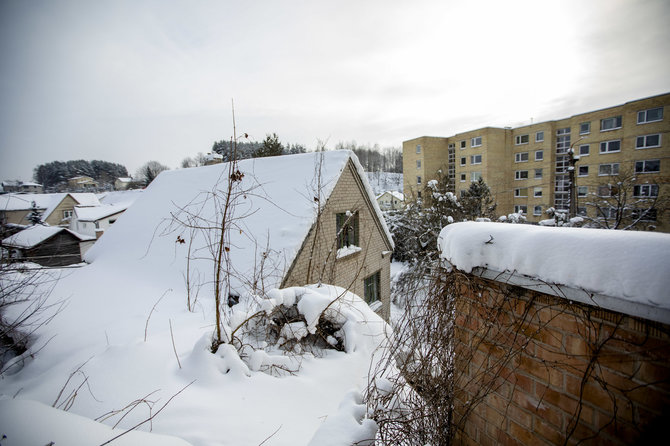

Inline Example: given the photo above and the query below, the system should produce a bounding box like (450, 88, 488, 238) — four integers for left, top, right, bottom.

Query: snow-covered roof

(205, 152, 223, 161)
(116, 177, 133, 182)
(2, 225, 94, 248)
(376, 190, 403, 201)
(74, 203, 128, 221)
(97, 189, 144, 206)
(86, 151, 392, 294)
(438, 222, 670, 321)
(0, 193, 54, 211)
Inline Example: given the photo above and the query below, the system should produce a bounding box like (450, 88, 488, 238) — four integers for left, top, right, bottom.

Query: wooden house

(2, 225, 95, 267)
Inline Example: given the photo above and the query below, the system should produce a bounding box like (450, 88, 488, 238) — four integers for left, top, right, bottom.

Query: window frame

(514, 205, 527, 214)
(471, 171, 482, 182)
(515, 152, 529, 163)
(533, 205, 542, 216)
(633, 184, 659, 198)
(416, 160, 421, 169)
(599, 140, 621, 154)
(460, 140, 466, 149)
(637, 107, 663, 124)
(535, 131, 544, 142)
(579, 144, 590, 156)
(363, 271, 381, 304)
(598, 163, 620, 176)
(535, 150, 543, 161)
(336, 211, 359, 249)
(579, 122, 591, 135)
(460, 157, 466, 166)
(635, 159, 660, 174)
(600, 115, 622, 132)
(515, 170, 529, 180)
(471, 136, 482, 147)
(514, 188, 528, 197)
(515, 134, 530, 145)
(578, 165, 589, 177)
(534, 168, 543, 179)
(416, 144, 421, 154)
(636, 134, 661, 149)
(460, 173, 466, 182)
(533, 187, 542, 198)
(470, 154, 482, 165)
(577, 186, 588, 197)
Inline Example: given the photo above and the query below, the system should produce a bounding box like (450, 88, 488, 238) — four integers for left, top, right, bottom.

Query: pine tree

(27, 201, 43, 225)
(253, 133, 284, 158)
(460, 177, 497, 220)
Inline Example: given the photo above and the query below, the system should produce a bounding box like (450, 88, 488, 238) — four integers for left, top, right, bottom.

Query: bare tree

(136, 161, 170, 186)
(581, 168, 668, 230)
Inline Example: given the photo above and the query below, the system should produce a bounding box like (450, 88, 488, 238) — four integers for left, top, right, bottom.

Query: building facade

(404, 93, 670, 231)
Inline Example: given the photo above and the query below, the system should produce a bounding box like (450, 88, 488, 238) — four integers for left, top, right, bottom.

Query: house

(405, 92, 670, 230)
(1, 225, 95, 267)
(0, 193, 100, 226)
(203, 152, 223, 165)
(114, 177, 133, 190)
(1, 180, 43, 194)
(68, 176, 98, 190)
(376, 191, 404, 211)
(85, 151, 394, 318)
(70, 204, 128, 238)
(437, 222, 670, 444)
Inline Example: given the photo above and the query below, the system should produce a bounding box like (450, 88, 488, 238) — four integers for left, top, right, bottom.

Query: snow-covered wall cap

(2, 225, 94, 248)
(438, 222, 670, 317)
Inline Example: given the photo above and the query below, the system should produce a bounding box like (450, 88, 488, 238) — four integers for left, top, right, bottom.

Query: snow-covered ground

(0, 153, 391, 446)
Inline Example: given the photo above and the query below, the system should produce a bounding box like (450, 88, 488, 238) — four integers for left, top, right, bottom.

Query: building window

(578, 166, 589, 177)
(557, 127, 570, 136)
(416, 160, 421, 169)
(460, 173, 466, 182)
(599, 140, 621, 153)
(577, 207, 587, 216)
(636, 134, 661, 149)
(515, 134, 529, 145)
(535, 131, 544, 142)
(470, 154, 482, 164)
(580, 122, 591, 134)
(417, 176, 422, 185)
(600, 116, 622, 131)
(579, 144, 590, 156)
(460, 157, 466, 166)
(534, 187, 542, 197)
(578, 186, 588, 197)
(416, 144, 422, 154)
(448, 143, 455, 149)
(535, 150, 543, 161)
(460, 140, 466, 149)
(534, 168, 543, 179)
(471, 136, 482, 147)
(336, 212, 359, 249)
(634, 184, 659, 197)
(514, 205, 527, 214)
(533, 205, 542, 216)
(514, 188, 528, 197)
(515, 170, 529, 180)
(364, 271, 381, 304)
(599, 163, 620, 176)
(515, 152, 529, 163)
(63, 210, 73, 219)
(630, 208, 657, 221)
(635, 159, 660, 173)
(417, 191, 421, 199)
(471, 172, 482, 182)
(637, 107, 663, 124)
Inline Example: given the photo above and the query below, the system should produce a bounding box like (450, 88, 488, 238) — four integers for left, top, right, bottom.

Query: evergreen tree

(460, 177, 497, 220)
(253, 133, 284, 158)
(27, 201, 43, 225)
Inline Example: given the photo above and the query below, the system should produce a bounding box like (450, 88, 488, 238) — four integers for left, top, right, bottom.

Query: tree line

(33, 160, 129, 191)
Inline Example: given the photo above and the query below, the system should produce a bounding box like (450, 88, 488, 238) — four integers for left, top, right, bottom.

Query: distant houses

(376, 191, 404, 211)
(1, 180, 43, 194)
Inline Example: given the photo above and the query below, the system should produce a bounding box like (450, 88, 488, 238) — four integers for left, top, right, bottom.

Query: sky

(1, 0, 669, 181)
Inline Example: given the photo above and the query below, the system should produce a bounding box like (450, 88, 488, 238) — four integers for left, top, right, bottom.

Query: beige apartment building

(404, 92, 670, 231)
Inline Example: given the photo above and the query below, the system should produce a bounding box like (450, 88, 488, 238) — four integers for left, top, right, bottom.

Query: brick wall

(452, 273, 670, 445)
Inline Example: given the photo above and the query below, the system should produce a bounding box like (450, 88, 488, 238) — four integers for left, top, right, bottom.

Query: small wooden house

(2, 225, 95, 267)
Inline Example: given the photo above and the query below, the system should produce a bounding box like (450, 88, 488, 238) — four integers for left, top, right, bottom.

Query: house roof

(74, 204, 128, 222)
(2, 225, 94, 249)
(85, 151, 393, 295)
(97, 189, 144, 206)
(0, 193, 100, 222)
(376, 191, 404, 201)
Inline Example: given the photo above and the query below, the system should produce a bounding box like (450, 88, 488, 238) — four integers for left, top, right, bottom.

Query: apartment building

(404, 92, 670, 231)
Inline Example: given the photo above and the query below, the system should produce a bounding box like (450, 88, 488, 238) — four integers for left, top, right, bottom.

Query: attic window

(336, 211, 359, 249)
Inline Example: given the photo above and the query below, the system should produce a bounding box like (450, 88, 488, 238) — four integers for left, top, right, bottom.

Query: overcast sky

(1, 0, 669, 181)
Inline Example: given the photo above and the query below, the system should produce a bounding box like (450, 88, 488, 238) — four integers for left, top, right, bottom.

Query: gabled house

(1, 225, 95, 267)
(85, 151, 395, 318)
(1, 180, 43, 194)
(70, 204, 128, 238)
(114, 177, 133, 190)
(376, 190, 404, 211)
(68, 176, 98, 190)
(0, 193, 100, 227)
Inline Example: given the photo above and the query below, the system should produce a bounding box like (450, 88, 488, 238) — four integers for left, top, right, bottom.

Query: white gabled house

(376, 190, 404, 211)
